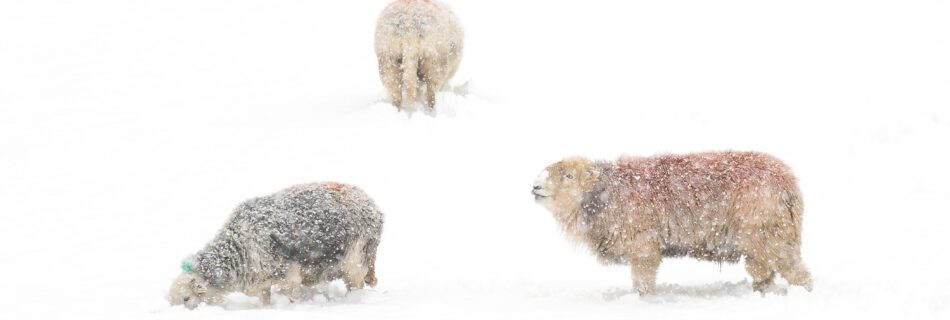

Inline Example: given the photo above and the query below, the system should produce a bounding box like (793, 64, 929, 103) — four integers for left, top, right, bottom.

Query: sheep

(375, 0, 463, 110)
(168, 182, 383, 309)
(531, 151, 813, 295)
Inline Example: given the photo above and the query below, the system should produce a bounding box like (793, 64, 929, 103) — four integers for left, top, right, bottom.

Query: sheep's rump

(195, 182, 383, 287)
(374, 0, 463, 108)
(583, 151, 803, 264)
(266, 183, 382, 269)
(374, 1, 463, 63)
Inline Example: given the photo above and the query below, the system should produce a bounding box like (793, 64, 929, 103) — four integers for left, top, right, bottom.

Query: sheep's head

(168, 260, 223, 309)
(168, 273, 209, 309)
(532, 157, 601, 214)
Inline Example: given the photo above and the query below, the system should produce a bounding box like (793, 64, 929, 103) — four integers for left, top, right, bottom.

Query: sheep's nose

(532, 185, 542, 191)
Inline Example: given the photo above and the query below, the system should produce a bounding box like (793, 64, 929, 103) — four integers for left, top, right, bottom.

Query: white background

(1, 1, 948, 319)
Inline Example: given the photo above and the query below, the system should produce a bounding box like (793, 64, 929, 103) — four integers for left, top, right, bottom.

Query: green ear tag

(181, 261, 194, 274)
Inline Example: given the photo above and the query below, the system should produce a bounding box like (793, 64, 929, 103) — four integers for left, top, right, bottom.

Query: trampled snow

(1, 1, 948, 319)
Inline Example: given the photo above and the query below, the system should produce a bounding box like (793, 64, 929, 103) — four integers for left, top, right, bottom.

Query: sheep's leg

(282, 264, 305, 302)
(746, 229, 813, 292)
(424, 82, 436, 109)
(420, 57, 446, 109)
(776, 252, 813, 291)
(260, 287, 272, 305)
(341, 263, 367, 291)
(343, 272, 366, 291)
(745, 256, 776, 293)
(341, 237, 369, 291)
(631, 256, 660, 295)
(378, 56, 403, 109)
(629, 237, 662, 296)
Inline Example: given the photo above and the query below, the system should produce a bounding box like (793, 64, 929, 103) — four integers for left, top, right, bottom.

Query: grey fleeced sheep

(168, 182, 383, 309)
(375, 0, 463, 110)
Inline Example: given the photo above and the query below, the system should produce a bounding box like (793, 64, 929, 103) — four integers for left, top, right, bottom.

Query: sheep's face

(168, 273, 211, 309)
(532, 157, 600, 212)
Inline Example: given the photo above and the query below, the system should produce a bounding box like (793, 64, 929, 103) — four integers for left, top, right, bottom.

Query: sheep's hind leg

(423, 77, 440, 110)
(420, 58, 446, 110)
(341, 238, 369, 291)
(777, 254, 813, 292)
(378, 56, 403, 109)
(281, 264, 305, 302)
(343, 271, 367, 291)
(745, 256, 776, 294)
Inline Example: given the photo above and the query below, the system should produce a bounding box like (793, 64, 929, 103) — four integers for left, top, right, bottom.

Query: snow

(1, 0, 948, 319)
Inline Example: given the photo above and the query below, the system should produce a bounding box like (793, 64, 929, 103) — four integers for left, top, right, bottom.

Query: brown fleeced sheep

(375, 0, 463, 110)
(531, 151, 812, 295)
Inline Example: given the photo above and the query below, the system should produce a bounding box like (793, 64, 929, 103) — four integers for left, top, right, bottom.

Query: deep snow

(1, 1, 948, 319)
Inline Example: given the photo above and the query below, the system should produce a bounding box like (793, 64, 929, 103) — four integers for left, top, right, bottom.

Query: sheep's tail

(783, 186, 805, 244)
(401, 47, 419, 103)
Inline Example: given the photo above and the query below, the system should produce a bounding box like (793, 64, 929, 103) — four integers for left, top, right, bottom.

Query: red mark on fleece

(326, 182, 348, 195)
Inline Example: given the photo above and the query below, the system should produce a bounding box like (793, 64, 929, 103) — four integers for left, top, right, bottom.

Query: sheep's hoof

(752, 281, 772, 294)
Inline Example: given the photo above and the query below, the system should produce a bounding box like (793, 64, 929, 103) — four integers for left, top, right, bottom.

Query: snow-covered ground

(1, 0, 948, 319)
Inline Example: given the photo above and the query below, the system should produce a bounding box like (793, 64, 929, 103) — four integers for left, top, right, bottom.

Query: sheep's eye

(565, 174, 574, 180)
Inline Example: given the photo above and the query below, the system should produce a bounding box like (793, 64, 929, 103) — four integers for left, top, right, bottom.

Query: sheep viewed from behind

(375, 0, 463, 110)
